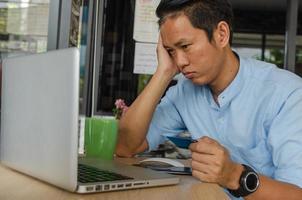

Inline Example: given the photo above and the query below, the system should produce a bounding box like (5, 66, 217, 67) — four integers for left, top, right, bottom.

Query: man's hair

(156, 0, 234, 44)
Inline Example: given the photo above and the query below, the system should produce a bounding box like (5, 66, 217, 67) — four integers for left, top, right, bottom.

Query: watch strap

(228, 164, 259, 198)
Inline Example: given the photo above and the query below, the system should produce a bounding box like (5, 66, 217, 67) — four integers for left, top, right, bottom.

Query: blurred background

(0, 0, 301, 116)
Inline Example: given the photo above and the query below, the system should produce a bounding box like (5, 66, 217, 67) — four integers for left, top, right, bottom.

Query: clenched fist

(189, 136, 244, 190)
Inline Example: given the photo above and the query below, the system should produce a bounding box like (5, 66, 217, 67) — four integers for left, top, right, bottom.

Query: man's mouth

(183, 72, 194, 79)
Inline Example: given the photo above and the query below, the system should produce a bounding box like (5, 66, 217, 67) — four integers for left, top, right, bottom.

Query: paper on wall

(133, 0, 160, 43)
(134, 42, 157, 74)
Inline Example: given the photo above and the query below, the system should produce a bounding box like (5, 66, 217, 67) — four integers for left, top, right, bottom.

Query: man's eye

(182, 44, 190, 49)
(167, 49, 175, 56)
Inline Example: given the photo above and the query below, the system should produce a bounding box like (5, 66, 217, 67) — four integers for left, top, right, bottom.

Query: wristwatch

(228, 164, 260, 198)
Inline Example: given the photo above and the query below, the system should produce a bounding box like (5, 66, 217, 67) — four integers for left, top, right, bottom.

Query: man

(116, 0, 302, 199)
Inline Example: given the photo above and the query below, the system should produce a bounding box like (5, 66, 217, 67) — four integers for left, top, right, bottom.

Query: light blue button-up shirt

(146, 55, 302, 198)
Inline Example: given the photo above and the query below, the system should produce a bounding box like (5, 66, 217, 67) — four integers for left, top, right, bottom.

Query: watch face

(245, 172, 259, 192)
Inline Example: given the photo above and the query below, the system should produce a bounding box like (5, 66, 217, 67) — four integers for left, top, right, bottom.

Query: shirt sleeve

(146, 85, 186, 151)
(268, 88, 302, 188)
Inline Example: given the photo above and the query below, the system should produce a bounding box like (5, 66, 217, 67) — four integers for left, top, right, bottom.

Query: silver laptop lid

(0, 48, 79, 191)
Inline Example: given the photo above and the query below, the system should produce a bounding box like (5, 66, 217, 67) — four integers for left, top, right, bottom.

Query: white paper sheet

(133, 0, 160, 43)
(134, 42, 157, 74)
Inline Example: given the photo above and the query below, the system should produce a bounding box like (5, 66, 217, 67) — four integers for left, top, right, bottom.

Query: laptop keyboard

(78, 164, 134, 183)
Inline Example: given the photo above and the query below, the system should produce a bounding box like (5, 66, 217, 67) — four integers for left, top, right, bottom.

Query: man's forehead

(159, 11, 185, 25)
(160, 21, 207, 47)
(159, 11, 189, 27)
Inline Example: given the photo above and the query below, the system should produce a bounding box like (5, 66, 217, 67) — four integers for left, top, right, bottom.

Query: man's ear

(213, 21, 230, 48)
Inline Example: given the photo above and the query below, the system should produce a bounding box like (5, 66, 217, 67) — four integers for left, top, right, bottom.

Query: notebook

(0, 48, 179, 193)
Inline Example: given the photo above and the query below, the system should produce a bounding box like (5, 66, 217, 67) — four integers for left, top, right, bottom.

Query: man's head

(156, 0, 233, 44)
(156, 0, 239, 89)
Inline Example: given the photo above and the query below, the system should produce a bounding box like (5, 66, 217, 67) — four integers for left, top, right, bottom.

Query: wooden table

(0, 158, 229, 200)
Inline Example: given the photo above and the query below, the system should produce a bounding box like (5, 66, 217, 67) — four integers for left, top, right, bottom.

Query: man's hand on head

(156, 35, 179, 78)
(189, 136, 244, 190)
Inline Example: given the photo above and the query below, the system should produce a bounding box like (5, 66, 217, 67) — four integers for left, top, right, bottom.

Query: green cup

(84, 117, 118, 160)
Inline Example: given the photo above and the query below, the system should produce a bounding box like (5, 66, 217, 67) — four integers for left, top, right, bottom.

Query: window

(296, 10, 302, 77)
(0, 0, 49, 60)
(95, 0, 137, 115)
(232, 33, 262, 59)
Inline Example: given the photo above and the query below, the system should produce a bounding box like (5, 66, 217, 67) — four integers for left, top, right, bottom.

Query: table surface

(0, 157, 229, 200)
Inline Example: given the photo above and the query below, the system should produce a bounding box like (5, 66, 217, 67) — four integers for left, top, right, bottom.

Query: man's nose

(175, 52, 189, 70)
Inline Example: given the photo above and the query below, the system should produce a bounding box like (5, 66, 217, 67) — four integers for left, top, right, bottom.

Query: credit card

(167, 136, 197, 149)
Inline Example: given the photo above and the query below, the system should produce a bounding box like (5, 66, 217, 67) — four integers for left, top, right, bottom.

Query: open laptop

(0, 48, 179, 193)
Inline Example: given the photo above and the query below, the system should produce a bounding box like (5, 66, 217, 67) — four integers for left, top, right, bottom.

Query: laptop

(0, 48, 179, 193)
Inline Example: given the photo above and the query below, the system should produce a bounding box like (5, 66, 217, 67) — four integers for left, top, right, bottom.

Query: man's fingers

(156, 35, 164, 53)
(189, 136, 221, 155)
(191, 156, 223, 177)
(191, 152, 217, 165)
(191, 160, 216, 174)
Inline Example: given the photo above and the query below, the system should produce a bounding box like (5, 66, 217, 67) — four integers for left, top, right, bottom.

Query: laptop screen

(0, 48, 79, 191)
